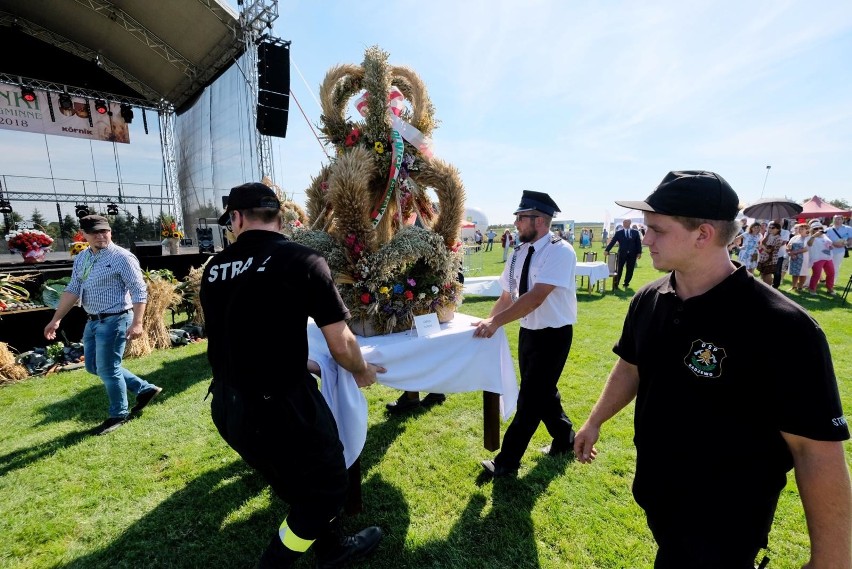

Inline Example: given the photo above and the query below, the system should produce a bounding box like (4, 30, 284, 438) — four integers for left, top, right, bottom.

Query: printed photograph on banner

(0, 83, 130, 144)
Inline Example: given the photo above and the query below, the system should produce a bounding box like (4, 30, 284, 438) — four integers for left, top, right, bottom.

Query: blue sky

(2, 0, 851, 226)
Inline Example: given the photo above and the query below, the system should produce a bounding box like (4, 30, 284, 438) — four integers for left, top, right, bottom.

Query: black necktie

(519, 246, 534, 295)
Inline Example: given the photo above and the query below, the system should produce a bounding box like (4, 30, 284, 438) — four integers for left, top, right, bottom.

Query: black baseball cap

(514, 190, 561, 217)
(615, 170, 740, 221)
(218, 182, 281, 226)
(80, 215, 111, 232)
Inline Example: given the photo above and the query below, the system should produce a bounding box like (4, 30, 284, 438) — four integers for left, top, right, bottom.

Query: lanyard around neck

(81, 250, 100, 281)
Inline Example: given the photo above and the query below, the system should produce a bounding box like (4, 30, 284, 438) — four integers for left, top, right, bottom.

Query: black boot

(258, 533, 302, 569)
(314, 520, 383, 569)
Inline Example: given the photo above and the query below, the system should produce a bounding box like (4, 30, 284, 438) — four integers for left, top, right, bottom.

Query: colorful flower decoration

(360, 292, 372, 304)
(5, 229, 53, 253)
(374, 141, 384, 154)
(403, 290, 414, 300)
(344, 128, 361, 147)
(69, 241, 89, 256)
(392, 284, 404, 294)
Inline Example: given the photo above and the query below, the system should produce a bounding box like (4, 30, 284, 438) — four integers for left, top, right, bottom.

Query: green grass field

(1, 243, 849, 568)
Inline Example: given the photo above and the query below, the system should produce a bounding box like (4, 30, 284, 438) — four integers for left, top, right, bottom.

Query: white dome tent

(461, 207, 489, 242)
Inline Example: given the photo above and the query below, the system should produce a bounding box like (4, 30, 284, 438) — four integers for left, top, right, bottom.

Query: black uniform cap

(615, 170, 740, 221)
(514, 190, 561, 216)
(218, 182, 281, 226)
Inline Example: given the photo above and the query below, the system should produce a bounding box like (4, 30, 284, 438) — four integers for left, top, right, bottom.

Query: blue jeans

(83, 312, 156, 418)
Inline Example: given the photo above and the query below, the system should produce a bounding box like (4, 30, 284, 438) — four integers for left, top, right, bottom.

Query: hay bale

(184, 266, 204, 327)
(0, 342, 28, 385)
(124, 276, 180, 358)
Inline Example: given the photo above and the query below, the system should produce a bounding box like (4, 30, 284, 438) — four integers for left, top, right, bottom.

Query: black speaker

(256, 40, 290, 138)
(257, 42, 290, 94)
(256, 105, 289, 138)
(132, 241, 163, 257)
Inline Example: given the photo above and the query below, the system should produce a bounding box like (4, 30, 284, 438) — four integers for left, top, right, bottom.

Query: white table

(308, 312, 519, 467)
(462, 276, 502, 297)
(576, 261, 610, 292)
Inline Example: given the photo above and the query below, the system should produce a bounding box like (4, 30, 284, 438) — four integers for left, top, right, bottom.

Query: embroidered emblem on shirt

(684, 339, 727, 378)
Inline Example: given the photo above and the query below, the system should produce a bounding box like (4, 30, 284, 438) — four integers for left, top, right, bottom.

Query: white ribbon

(355, 87, 434, 158)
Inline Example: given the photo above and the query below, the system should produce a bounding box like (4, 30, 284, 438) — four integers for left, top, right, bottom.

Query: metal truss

(158, 111, 182, 221)
(240, 0, 280, 181)
(241, 0, 279, 33)
(195, 0, 240, 34)
(0, 72, 160, 110)
(0, 11, 162, 106)
(73, 0, 197, 79)
(3, 190, 171, 206)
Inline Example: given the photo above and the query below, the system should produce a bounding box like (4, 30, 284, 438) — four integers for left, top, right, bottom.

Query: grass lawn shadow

(57, 460, 278, 569)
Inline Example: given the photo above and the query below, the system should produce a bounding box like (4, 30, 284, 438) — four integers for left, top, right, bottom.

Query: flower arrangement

(160, 216, 183, 239)
(69, 231, 89, 256)
(5, 229, 53, 262)
(292, 46, 466, 335)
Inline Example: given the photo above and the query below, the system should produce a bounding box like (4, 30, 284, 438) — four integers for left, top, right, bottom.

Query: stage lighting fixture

(107, 203, 119, 216)
(20, 86, 36, 103)
(75, 204, 90, 218)
(119, 104, 133, 123)
(94, 99, 108, 114)
(0, 199, 12, 214)
(58, 93, 73, 112)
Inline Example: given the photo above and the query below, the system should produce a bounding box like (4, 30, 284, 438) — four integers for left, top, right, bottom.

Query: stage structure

(0, 0, 285, 235)
(175, 0, 287, 240)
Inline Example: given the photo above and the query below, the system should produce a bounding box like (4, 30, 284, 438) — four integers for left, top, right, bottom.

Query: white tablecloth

(462, 276, 502, 297)
(308, 313, 518, 467)
(576, 261, 610, 287)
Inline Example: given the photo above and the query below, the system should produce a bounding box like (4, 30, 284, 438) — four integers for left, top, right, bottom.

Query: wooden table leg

(483, 391, 501, 451)
(344, 458, 363, 515)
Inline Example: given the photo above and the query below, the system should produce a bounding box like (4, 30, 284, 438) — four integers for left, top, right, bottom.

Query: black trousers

(644, 495, 775, 569)
(210, 380, 348, 541)
(648, 514, 765, 569)
(495, 325, 574, 469)
(772, 256, 785, 288)
(615, 252, 638, 286)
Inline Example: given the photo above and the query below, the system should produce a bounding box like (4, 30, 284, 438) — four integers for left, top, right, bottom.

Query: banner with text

(0, 83, 130, 143)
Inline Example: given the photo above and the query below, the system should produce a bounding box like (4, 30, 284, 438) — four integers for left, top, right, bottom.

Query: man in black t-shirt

(201, 183, 386, 569)
(574, 171, 851, 568)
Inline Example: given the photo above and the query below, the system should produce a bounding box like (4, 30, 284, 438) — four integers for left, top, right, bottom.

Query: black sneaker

(91, 416, 127, 436)
(315, 526, 383, 569)
(131, 386, 162, 414)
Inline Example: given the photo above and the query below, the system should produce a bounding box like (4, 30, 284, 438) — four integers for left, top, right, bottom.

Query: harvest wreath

(290, 46, 465, 335)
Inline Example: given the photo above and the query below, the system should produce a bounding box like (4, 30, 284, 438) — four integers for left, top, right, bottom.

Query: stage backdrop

(0, 83, 129, 143)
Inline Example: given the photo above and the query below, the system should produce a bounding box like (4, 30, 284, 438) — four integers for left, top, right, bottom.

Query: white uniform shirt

(499, 232, 578, 329)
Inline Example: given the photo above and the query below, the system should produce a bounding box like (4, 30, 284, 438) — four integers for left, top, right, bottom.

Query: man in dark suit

(605, 219, 643, 289)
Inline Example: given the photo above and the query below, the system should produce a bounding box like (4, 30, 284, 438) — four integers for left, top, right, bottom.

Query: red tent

(797, 196, 851, 220)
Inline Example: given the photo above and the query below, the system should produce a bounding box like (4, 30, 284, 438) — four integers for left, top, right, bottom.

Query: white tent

(613, 209, 645, 227)
(461, 207, 489, 241)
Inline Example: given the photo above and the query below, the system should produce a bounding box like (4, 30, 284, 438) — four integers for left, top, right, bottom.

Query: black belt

(87, 309, 131, 321)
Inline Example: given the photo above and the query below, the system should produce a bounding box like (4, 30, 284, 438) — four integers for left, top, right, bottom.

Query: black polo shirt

(200, 230, 349, 397)
(614, 265, 848, 521)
